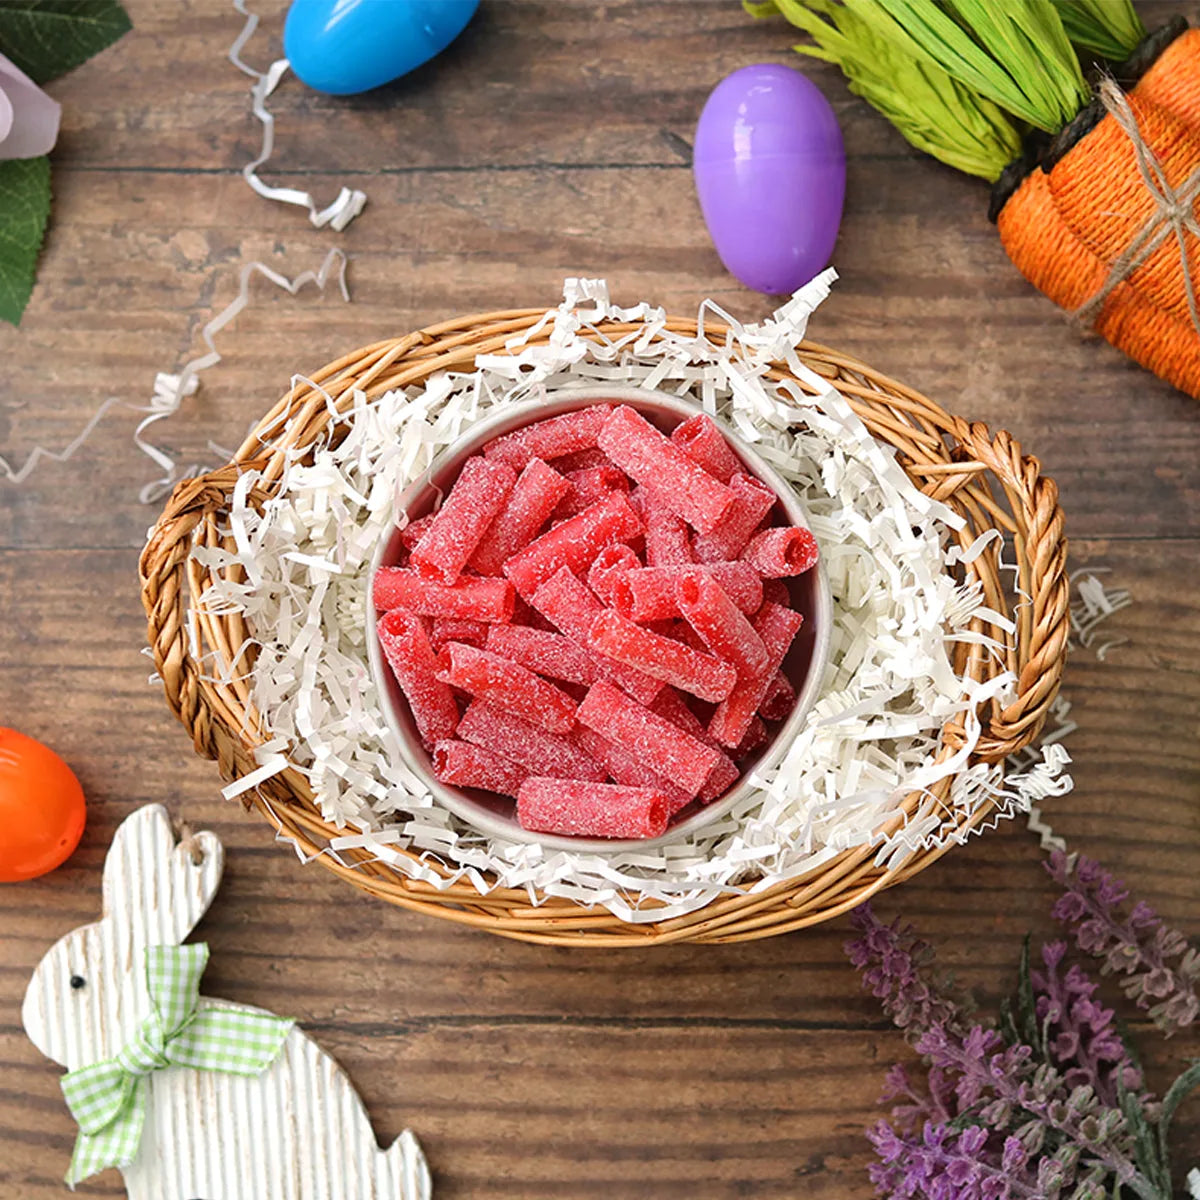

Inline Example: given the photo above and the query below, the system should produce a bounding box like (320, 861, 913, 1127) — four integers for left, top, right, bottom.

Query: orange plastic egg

(0, 728, 86, 882)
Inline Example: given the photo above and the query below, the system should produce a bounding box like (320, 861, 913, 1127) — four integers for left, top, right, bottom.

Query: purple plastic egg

(694, 63, 846, 295)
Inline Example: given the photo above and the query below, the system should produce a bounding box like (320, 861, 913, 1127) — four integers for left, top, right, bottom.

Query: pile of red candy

(372, 403, 819, 840)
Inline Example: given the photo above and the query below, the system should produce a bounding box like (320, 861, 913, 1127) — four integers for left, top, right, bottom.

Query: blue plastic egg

(694, 63, 845, 295)
(284, 0, 480, 96)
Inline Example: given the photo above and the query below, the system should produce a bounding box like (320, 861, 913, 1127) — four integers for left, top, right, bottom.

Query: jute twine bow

(1074, 77, 1200, 336)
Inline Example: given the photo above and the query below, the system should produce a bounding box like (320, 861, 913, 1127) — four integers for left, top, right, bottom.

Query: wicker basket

(139, 306, 1069, 946)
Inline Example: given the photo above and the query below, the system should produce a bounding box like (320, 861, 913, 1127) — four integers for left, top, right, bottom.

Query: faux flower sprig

(849, 852, 1200, 1200)
(0, 0, 131, 324)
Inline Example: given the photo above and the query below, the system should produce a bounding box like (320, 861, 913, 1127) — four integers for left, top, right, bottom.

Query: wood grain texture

(1, 0, 1198, 1196)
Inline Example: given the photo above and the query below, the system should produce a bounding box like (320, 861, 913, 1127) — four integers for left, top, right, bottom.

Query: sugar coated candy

(503, 491, 642, 599)
(670, 413, 741, 484)
(436, 642, 577, 733)
(373, 568, 515, 623)
(611, 562, 762, 622)
(374, 399, 819, 840)
(692, 473, 776, 563)
(433, 740, 528, 797)
(484, 406, 612, 470)
(377, 609, 461, 749)
(411, 456, 517, 582)
(597, 406, 737, 533)
(709, 602, 804, 748)
(530, 567, 664, 706)
(744, 526, 820, 577)
(644, 504, 694, 567)
(517, 778, 670, 839)
(587, 609, 737, 702)
(485, 625, 598, 687)
(587, 543, 640, 607)
(469, 458, 570, 575)
(675, 571, 770, 678)
(457, 701, 607, 782)
(577, 681, 722, 794)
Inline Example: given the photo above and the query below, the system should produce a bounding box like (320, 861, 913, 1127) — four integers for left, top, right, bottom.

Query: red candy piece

(457, 701, 606, 781)
(586, 543, 639, 607)
(548, 447, 611, 473)
(648, 688, 739, 803)
(484, 624, 597, 687)
(675, 571, 770, 678)
(650, 686, 710, 740)
(552, 465, 630, 520)
(517, 777, 670, 839)
(759, 671, 795, 721)
(573, 727, 693, 812)
(588, 609, 737, 702)
(530, 567, 663, 706)
(436, 642, 577, 733)
(611, 562, 762, 622)
(503, 491, 642, 600)
(744, 526, 820, 577)
(373, 568, 515, 623)
(411, 456, 517, 583)
(733, 717, 770, 758)
(430, 617, 490, 652)
(432, 740, 528, 797)
(398, 513, 436, 550)
(469, 458, 570, 575)
(644, 504, 694, 567)
(597, 406, 737, 534)
(577, 681, 722, 795)
(670, 413, 741, 484)
(485, 406, 612, 470)
(692, 473, 776, 563)
(761, 577, 791, 607)
(709, 602, 805, 748)
(698, 755, 740, 803)
(377, 610, 461, 750)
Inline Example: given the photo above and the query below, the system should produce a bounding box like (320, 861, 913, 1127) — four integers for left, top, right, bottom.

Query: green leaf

(1116, 1073, 1170, 1198)
(1051, 0, 1145, 61)
(1156, 1060, 1200, 1179)
(0, 156, 52, 325)
(763, 0, 1021, 181)
(0, 0, 131, 86)
(1015, 935, 1046, 1058)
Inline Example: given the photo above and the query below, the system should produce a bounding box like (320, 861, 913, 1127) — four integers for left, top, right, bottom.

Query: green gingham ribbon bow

(61, 943, 292, 1186)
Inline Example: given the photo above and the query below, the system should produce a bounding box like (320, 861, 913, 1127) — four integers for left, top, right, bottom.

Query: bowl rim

(366, 383, 833, 854)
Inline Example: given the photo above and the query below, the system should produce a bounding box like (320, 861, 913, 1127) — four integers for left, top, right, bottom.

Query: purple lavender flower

(1047, 851, 1200, 1034)
(845, 905, 968, 1040)
(1031, 940, 1143, 1106)
(915, 1023, 1148, 1195)
(867, 1119, 1074, 1199)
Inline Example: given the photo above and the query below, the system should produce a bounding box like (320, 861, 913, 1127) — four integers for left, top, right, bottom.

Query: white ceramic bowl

(367, 384, 832, 853)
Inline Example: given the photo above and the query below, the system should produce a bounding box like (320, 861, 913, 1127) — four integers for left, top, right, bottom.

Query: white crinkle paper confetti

(193, 273, 1071, 922)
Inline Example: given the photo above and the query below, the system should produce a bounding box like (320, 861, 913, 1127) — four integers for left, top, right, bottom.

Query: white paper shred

(191, 272, 1073, 921)
(1, 249, 351, 499)
(137, 249, 351, 503)
(1069, 567, 1132, 660)
(229, 0, 367, 231)
(1021, 570, 1132, 851)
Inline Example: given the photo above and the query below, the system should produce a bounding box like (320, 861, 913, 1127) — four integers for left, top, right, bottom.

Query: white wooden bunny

(22, 804, 431, 1200)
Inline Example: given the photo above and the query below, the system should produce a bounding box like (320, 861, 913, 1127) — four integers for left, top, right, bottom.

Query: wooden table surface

(3, 2, 1199, 1196)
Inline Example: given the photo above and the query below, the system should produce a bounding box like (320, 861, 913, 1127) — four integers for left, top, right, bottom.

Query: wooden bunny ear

(101, 805, 225, 947)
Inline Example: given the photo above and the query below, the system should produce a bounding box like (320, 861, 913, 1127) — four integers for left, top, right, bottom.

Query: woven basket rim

(139, 305, 1070, 946)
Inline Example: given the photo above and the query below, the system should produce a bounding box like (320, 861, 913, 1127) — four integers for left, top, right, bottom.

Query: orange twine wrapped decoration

(750, 3, 1200, 400)
(998, 29, 1200, 397)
